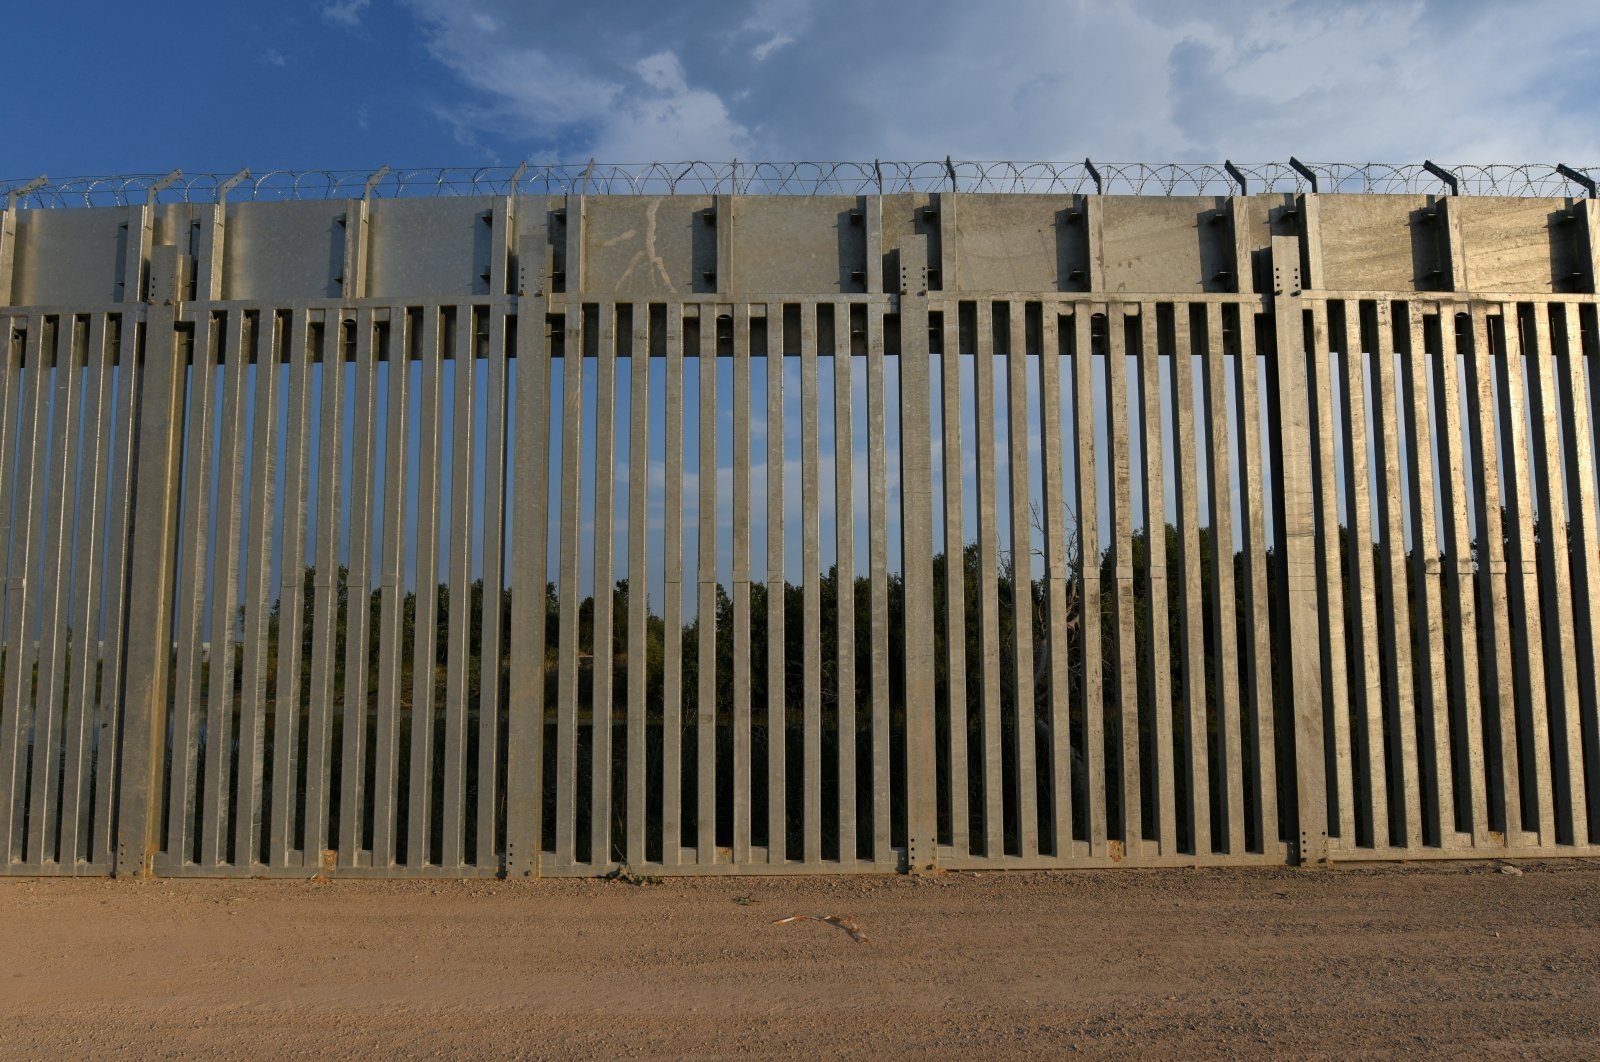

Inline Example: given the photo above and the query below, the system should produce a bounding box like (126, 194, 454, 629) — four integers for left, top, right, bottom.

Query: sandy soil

(3, 861, 1599, 1059)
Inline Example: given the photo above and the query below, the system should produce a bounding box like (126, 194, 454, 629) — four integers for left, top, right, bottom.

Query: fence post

(506, 200, 549, 878)
(1269, 235, 1329, 865)
(899, 250, 939, 872)
(114, 236, 190, 877)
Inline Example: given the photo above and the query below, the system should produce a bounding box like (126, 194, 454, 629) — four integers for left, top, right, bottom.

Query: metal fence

(2, 184, 1599, 878)
(6, 160, 1600, 207)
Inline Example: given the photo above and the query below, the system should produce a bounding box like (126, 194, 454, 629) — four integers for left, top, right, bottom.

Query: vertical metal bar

(226, 315, 273, 871)
(1108, 303, 1141, 852)
(972, 299, 1004, 858)
(268, 310, 313, 869)
(1171, 305, 1209, 856)
(836, 309, 859, 862)
(1434, 305, 1489, 846)
(1, 320, 52, 864)
(1139, 304, 1177, 856)
(1401, 302, 1457, 846)
(867, 302, 891, 865)
(405, 308, 445, 868)
(1312, 300, 1350, 844)
(592, 304, 617, 865)
(1234, 306, 1281, 855)
(764, 309, 784, 863)
(157, 311, 211, 866)
(553, 306, 583, 867)
(91, 311, 140, 870)
(303, 312, 347, 866)
(1526, 304, 1586, 846)
(1038, 308, 1073, 857)
(59, 315, 115, 866)
(998, 299, 1036, 863)
(90, 313, 141, 867)
(561, 204, 585, 844)
(801, 303, 823, 865)
(1496, 306, 1555, 845)
(900, 272, 939, 872)
(1344, 295, 1395, 844)
(1075, 307, 1107, 857)
(507, 294, 551, 878)
(627, 304, 652, 867)
(338, 308, 378, 868)
(371, 309, 412, 868)
(1202, 302, 1245, 855)
(939, 305, 970, 857)
(506, 211, 550, 877)
(1371, 301, 1423, 849)
(115, 283, 189, 877)
(27, 317, 83, 865)
(1557, 304, 1600, 846)
(477, 305, 509, 867)
(0, 316, 30, 863)
(662, 303, 684, 866)
(442, 306, 478, 870)
(1270, 236, 1328, 864)
(1467, 304, 1524, 842)
(729, 303, 751, 865)
(696, 305, 717, 864)
(0, 324, 14, 457)
(1007, 303, 1041, 858)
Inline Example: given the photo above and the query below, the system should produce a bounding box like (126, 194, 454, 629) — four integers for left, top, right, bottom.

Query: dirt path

(3, 862, 1599, 1058)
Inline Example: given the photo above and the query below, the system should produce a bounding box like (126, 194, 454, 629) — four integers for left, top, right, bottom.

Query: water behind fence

(2, 179, 1598, 877)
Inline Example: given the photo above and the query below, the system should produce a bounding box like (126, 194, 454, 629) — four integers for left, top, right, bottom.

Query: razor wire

(3, 161, 1597, 207)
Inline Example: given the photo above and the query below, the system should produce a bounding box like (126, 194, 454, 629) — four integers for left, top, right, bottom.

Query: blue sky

(8, 0, 1600, 177)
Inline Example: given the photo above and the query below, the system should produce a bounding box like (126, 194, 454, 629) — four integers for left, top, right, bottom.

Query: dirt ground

(3, 861, 1599, 1059)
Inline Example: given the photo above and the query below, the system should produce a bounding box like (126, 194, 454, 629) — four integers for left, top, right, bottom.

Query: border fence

(1, 164, 1598, 878)
(6, 160, 1600, 207)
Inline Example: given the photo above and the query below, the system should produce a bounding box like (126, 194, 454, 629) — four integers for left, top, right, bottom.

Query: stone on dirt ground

(3, 862, 1599, 1058)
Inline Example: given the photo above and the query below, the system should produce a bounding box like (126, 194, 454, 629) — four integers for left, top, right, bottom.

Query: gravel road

(4, 861, 1598, 1058)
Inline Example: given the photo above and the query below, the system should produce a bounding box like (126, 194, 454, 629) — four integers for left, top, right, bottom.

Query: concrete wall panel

(727, 195, 864, 294)
(580, 195, 709, 297)
(12, 209, 128, 305)
(949, 194, 1088, 293)
(1099, 196, 1232, 294)
(1459, 196, 1577, 293)
(222, 201, 344, 301)
(1317, 195, 1436, 292)
(369, 196, 494, 298)
(5, 191, 1600, 308)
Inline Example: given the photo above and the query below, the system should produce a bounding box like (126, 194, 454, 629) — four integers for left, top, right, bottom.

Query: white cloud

(738, 0, 808, 61)
(262, 48, 289, 68)
(397, 0, 1600, 163)
(403, 1, 748, 160)
(636, 52, 686, 95)
(321, 0, 371, 28)
(750, 33, 793, 62)
(589, 54, 747, 161)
